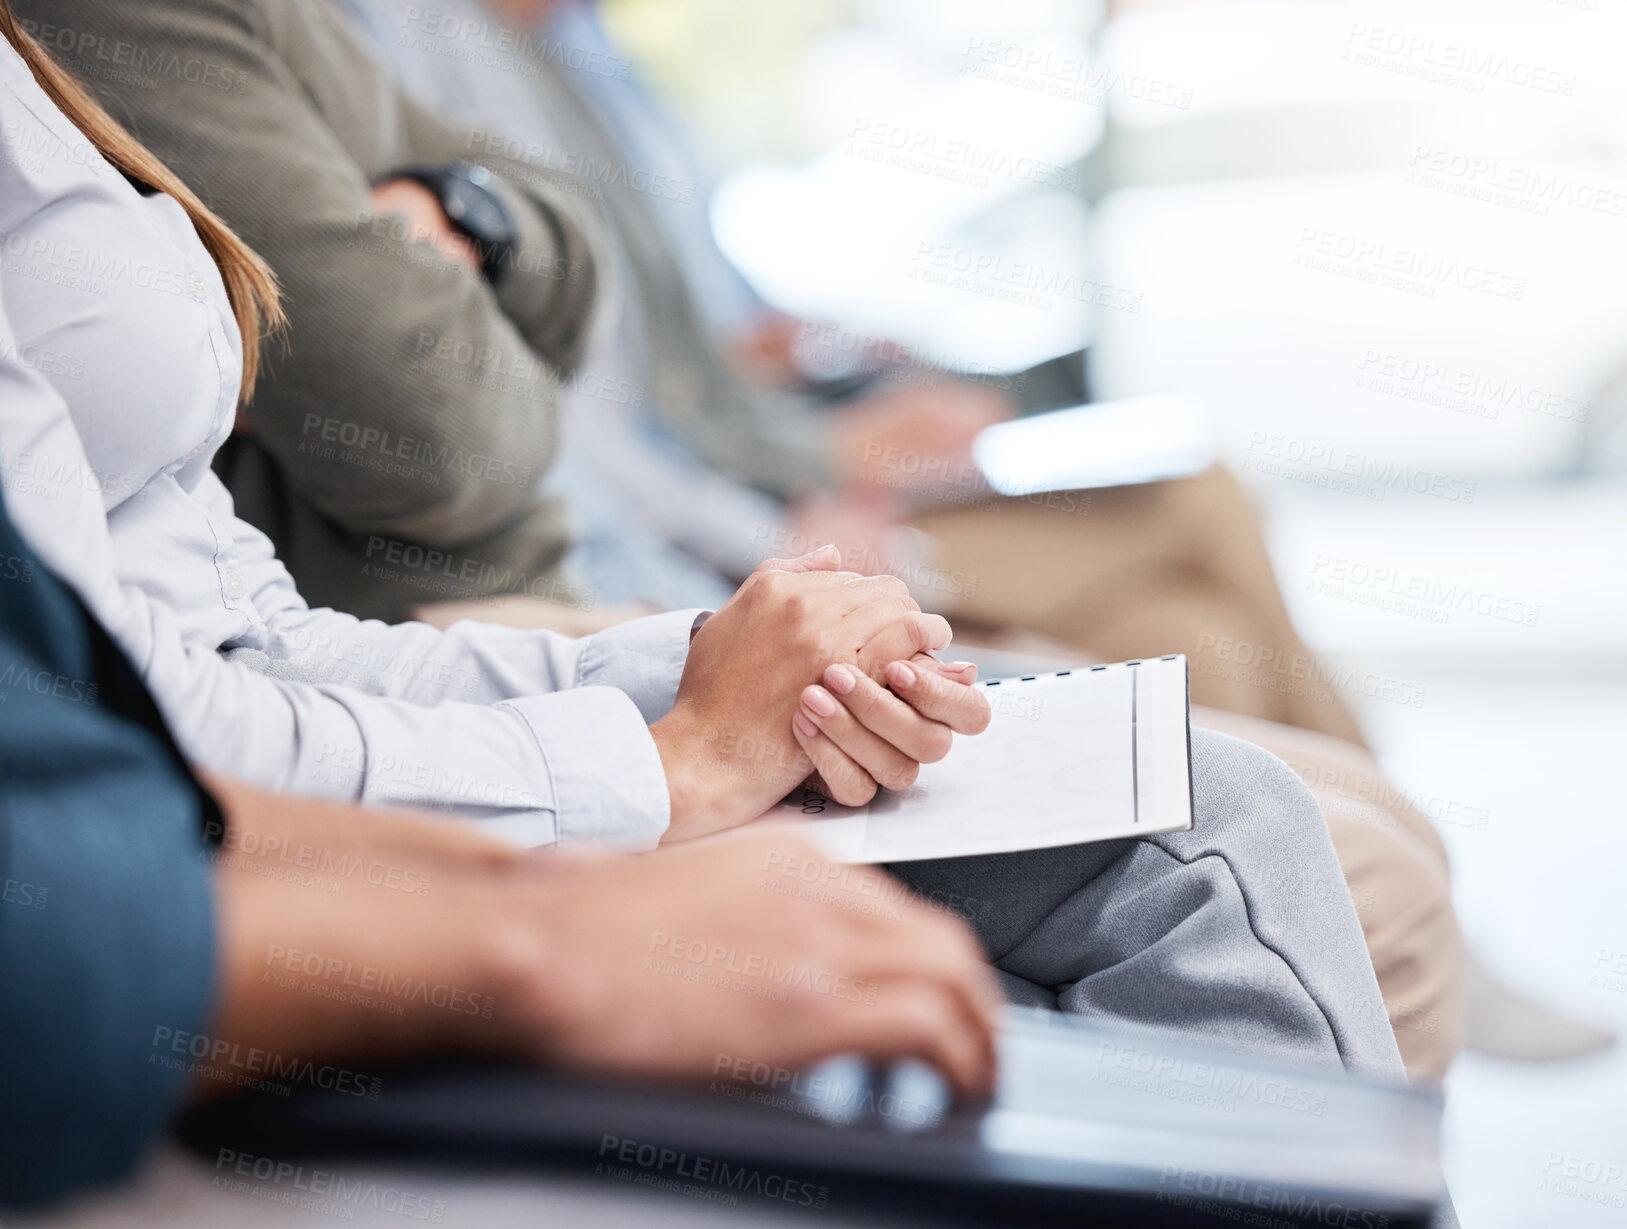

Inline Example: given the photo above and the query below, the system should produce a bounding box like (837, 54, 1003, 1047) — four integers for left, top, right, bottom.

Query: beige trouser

(914, 467, 1461, 1077)
(912, 466, 1369, 747)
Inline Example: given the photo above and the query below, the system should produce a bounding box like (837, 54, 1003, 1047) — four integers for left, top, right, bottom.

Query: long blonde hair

(0, 2, 284, 402)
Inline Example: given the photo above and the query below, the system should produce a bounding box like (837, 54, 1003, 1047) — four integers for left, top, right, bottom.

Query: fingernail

(792, 712, 818, 738)
(803, 685, 838, 718)
(948, 661, 977, 673)
(824, 663, 856, 695)
(886, 661, 917, 690)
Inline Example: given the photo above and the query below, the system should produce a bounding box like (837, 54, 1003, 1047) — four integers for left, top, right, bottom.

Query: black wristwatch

(394, 162, 517, 284)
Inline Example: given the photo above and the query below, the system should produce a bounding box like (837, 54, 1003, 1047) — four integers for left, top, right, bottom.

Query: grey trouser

(890, 729, 1406, 1082)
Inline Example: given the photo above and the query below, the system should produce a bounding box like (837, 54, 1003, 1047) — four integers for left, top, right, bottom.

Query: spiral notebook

(764, 655, 1193, 863)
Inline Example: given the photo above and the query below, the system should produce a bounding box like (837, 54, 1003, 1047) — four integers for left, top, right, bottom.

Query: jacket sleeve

(345, 0, 841, 502)
(35, 0, 599, 549)
(0, 497, 217, 1209)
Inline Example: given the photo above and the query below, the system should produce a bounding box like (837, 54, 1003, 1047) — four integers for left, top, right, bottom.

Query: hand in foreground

(651, 549, 954, 842)
(213, 814, 1001, 1102)
(509, 831, 1002, 1099)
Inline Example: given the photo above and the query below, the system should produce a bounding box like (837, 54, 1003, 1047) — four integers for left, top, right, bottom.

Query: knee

(1162, 464, 1264, 535)
(1190, 728, 1328, 847)
(1182, 729, 1359, 908)
(1329, 814, 1460, 965)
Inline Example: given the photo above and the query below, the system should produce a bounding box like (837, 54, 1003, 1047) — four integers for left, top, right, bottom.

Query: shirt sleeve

(196, 471, 697, 718)
(35, 0, 600, 552)
(0, 299, 691, 852)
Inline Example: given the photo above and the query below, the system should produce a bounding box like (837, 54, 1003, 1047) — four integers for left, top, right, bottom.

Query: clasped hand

(652, 546, 990, 843)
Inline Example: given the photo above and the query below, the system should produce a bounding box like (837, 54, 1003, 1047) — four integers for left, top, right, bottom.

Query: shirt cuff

(575, 608, 705, 725)
(501, 685, 671, 850)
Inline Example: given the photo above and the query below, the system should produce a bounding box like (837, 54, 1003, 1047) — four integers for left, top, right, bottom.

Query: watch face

(444, 178, 508, 245)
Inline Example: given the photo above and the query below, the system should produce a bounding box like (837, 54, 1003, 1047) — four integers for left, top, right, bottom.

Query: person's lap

(888, 728, 1405, 1080)
(1193, 705, 1463, 1077)
(403, 469, 1434, 1077)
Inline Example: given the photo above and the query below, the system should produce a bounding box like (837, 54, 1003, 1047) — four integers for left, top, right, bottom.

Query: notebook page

(763, 656, 1192, 863)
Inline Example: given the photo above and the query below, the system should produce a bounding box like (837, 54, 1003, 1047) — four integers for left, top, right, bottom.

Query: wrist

(390, 163, 517, 283)
(649, 707, 732, 844)
(650, 708, 702, 842)
(476, 873, 592, 1062)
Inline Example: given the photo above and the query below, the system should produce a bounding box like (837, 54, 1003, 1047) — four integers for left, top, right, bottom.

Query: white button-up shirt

(0, 40, 698, 848)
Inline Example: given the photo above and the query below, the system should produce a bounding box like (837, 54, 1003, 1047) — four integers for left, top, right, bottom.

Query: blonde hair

(0, 3, 284, 402)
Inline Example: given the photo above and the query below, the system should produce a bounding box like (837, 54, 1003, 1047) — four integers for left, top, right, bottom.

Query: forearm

(120, 592, 671, 846)
(207, 855, 523, 1084)
(393, 66, 602, 369)
(219, 474, 698, 715)
(202, 774, 524, 881)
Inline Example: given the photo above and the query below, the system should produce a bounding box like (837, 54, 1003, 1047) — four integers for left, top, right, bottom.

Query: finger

(787, 726, 1005, 1046)
(851, 611, 953, 675)
(820, 664, 951, 766)
(741, 566, 874, 628)
(885, 660, 991, 735)
(822, 899, 1005, 1099)
(792, 711, 878, 807)
(848, 898, 1007, 1028)
(810, 589, 931, 671)
(913, 654, 978, 686)
(761, 566, 878, 596)
(823, 979, 996, 1100)
(756, 543, 843, 574)
(835, 571, 914, 606)
(769, 852, 1002, 1020)
(799, 681, 921, 792)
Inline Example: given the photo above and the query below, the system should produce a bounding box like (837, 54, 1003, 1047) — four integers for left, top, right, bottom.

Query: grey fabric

(892, 729, 1405, 1080)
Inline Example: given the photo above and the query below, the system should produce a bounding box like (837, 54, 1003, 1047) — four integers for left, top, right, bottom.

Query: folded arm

(41, 0, 599, 546)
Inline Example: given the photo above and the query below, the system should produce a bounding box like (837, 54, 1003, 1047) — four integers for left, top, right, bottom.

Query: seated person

(0, 8, 1404, 1176)
(350, 0, 1470, 1076)
(0, 481, 1410, 1214)
(20, 0, 1364, 748)
(9, 0, 1465, 1076)
(0, 482, 1001, 1208)
(1, 7, 998, 849)
(348, 0, 1611, 1077)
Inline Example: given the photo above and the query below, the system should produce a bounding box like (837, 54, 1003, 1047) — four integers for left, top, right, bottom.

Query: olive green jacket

(18, 0, 602, 619)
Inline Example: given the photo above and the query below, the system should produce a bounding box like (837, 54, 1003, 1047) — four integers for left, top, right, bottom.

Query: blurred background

(603, 0, 1627, 1224)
